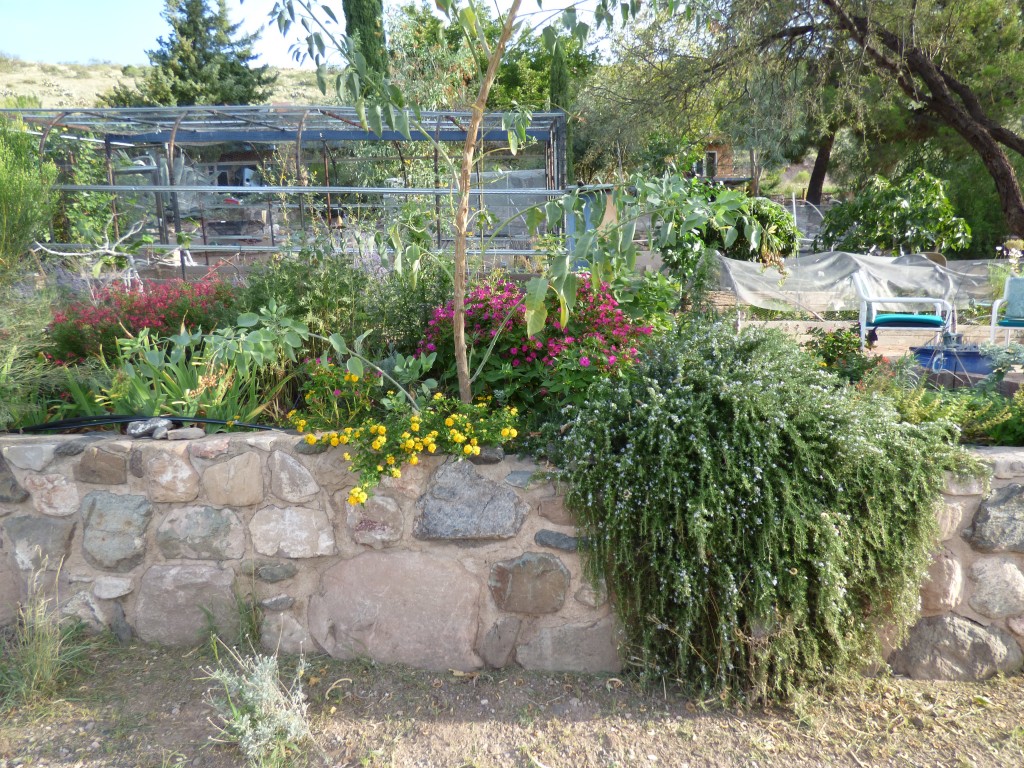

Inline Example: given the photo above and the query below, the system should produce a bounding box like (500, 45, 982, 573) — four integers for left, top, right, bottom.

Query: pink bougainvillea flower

(579, 356, 591, 368)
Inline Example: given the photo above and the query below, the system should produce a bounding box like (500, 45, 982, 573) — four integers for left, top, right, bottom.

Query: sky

(0, 0, 583, 69)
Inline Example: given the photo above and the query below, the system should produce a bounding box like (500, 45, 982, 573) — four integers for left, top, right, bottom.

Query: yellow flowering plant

(294, 355, 378, 429)
(294, 393, 518, 504)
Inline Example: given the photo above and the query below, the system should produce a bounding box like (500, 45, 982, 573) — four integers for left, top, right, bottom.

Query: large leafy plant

(816, 169, 971, 254)
(563, 320, 973, 701)
(0, 119, 56, 289)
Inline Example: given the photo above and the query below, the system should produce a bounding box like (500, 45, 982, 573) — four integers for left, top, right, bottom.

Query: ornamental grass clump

(563, 321, 975, 702)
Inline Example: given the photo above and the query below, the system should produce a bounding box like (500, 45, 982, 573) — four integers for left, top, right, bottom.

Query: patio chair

(990, 275, 1024, 343)
(852, 271, 955, 349)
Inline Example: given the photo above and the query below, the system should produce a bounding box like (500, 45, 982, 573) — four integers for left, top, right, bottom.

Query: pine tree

(101, 0, 276, 106)
(342, 0, 388, 80)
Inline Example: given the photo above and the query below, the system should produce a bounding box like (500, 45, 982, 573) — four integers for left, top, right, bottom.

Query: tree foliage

(343, 0, 389, 80)
(816, 168, 971, 254)
(101, 0, 276, 106)
(0, 118, 56, 288)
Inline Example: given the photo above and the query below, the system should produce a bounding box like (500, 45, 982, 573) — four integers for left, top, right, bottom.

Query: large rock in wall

(891, 459, 1024, 680)
(309, 551, 483, 670)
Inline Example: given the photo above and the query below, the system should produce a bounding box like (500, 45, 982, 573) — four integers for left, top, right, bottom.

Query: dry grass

(0, 56, 325, 108)
(1, 643, 1022, 767)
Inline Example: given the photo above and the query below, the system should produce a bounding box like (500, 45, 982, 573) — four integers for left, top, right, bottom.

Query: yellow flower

(304, 433, 317, 445)
(378, 425, 386, 434)
(509, 428, 518, 438)
(473, 445, 481, 456)
(386, 455, 396, 465)
(410, 422, 420, 432)
(410, 454, 419, 465)
(330, 437, 340, 447)
(343, 452, 351, 461)
(351, 374, 359, 383)
(296, 425, 304, 433)
(444, 417, 455, 427)
(390, 468, 401, 478)
(470, 438, 478, 446)
(433, 392, 443, 400)
(463, 445, 473, 455)
(339, 435, 349, 444)
(501, 427, 510, 438)
(428, 444, 437, 453)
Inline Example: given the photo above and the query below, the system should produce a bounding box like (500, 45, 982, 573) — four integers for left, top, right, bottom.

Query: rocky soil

(1, 643, 1023, 768)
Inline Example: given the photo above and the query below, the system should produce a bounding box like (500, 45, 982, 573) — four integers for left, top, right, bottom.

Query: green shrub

(0, 119, 56, 289)
(242, 240, 452, 359)
(803, 325, 880, 383)
(562, 321, 972, 701)
(816, 169, 971, 254)
(204, 643, 311, 768)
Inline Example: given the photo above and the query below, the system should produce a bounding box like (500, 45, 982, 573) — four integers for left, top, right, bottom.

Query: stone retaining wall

(890, 448, 1024, 680)
(0, 432, 617, 672)
(2, 432, 1024, 680)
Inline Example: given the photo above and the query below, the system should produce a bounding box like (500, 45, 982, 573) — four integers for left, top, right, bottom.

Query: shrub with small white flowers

(563, 320, 977, 702)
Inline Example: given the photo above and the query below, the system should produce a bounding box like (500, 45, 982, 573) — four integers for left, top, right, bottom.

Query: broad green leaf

(328, 333, 348, 356)
(394, 109, 411, 140)
(524, 277, 549, 337)
(723, 225, 739, 249)
(346, 357, 364, 378)
(367, 104, 383, 136)
(237, 312, 259, 328)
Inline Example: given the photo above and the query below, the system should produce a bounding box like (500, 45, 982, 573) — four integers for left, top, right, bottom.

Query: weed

(0, 563, 96, 711)
(204, 640, 312, 768)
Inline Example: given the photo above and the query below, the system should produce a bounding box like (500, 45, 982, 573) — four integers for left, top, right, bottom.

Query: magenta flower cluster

(419, 278, 652, 386)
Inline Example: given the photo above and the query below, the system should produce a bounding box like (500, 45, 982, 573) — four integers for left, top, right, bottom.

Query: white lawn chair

(990, 275, 1024, 343)
(852, 271, 955, 349)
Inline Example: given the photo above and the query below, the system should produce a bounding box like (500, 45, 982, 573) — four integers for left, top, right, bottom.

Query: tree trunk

(806, 132, 833, 206)
(452, 0, 522, 403)
(821, 0, 1024, 237)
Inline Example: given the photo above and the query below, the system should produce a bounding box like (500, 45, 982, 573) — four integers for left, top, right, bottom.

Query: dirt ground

(1, 643, 1023, 768)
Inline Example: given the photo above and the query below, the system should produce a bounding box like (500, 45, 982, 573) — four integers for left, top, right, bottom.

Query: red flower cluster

(47, 278, 238, 363)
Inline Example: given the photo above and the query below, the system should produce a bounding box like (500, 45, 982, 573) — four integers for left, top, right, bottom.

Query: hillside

(0, 54, 328, 108)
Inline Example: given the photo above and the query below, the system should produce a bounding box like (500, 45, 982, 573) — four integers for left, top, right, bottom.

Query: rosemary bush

(563, 321, 971, 701)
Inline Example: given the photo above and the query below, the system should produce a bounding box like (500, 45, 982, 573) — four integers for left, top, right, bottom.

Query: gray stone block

(241, 559, 298, 583)
(889, 615, 1024, 681)
(0, 456, 28, 504)
(964, 483, 1024, 553)
(81, 491, 152, 572)
(75, 447, 127, 485)
(2, 514, 75, 571)
(156, 505, 245, 560)
(478, 617, 521, 668)
(516, 616, 622, 673)
(414, 460, 527, 541)
(135, 564, 238, 646)
(534, 529, 579, 552)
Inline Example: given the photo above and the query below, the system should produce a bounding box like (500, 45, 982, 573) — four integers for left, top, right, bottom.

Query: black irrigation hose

(8, 415, 279, 435)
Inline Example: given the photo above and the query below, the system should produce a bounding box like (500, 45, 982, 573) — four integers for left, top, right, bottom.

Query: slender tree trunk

(806, 132, 833, 206)
(453, 0, 522, 403)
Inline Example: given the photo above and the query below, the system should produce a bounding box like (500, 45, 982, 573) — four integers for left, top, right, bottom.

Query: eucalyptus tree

(254, 0, 688, 402)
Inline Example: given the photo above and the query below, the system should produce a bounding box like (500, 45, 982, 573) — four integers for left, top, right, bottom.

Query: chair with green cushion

(990, 275, 1024, 343)
(852, 271, 954, 349)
